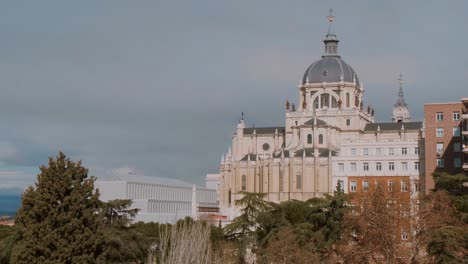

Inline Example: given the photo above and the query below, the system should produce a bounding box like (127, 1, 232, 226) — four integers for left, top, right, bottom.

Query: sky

(0, 0, 467, 194)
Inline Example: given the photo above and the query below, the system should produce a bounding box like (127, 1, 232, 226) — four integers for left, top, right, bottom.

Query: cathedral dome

(302, 56, 358, 84)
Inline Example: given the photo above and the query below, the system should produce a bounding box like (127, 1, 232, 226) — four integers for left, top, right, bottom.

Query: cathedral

(217, 14, 424, 214)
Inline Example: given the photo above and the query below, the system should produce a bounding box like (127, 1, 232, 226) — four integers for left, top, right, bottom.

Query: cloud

(349, 55, 423, 87)
(0, 169, 36, 190)
(242, 48, 311, 82)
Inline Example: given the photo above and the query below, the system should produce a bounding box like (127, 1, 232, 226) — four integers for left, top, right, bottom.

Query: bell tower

(392, 74, 411, 123)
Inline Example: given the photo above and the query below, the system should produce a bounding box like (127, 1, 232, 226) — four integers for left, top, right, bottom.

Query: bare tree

(339, 182, 409, 263)
(150, 221, 215, 264)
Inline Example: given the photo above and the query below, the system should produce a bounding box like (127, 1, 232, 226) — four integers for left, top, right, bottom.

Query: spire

(394, 73, 407, 107)
(323, 8, 340, 57)
(392, 73, 411, 123)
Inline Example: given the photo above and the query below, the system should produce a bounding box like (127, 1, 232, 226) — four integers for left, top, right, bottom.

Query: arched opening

(307, 134, 312, 144)
(321, 94, 330, 108)
(319, 134, 324, 144)
(331, 97, 338, 108)
(346, 93, 350, 108)
(313, 97, 319, 109)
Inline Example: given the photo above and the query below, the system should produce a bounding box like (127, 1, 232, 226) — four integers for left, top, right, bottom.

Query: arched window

(331, 97, 338, 108)
(241, 175, 247, 191)
(346, 93, 350, 108)
(318, 134, 324, 144)
(307, 134, 312, 144)
(321, 94, 330, 108)
(313, 97, 319, 109)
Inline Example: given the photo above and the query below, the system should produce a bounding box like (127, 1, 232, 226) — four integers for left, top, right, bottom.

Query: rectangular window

(389, 162, 395, 171)
(338, 163, 344, 172)
(346, 119, 351, 126)
(351, 163, 357, 172)
(376, 148, 382, 155)
(362, 180, 369, 192)
(363, 148, 369, 156)
(436, 128, 444, 137)
(402, 148, 408, 155)
(363, 162, 369, 171)
(350, 181, 357, 192)
(376, 162, 382, 171)
(241, 175, 247, 191)
(436, 143, 444, 155)
(402, 162, 408, 171)
(437, 158, 444, 168)
(351, 148, 356, 156)
(453, 127, 461, 137)
(296, 173, 302, 190)
(338, 180, 345, 192)
(436, 112, 443, 121)
(401, 180, 408, 192)
(388, 180, 395, 191)
(454, 142, 461, 152)
(453, 111, 460, 121)
(415, 147, 420, 155)
(454, 158, 462, 168)
(279, 169, 284, 192)
(415, 162, 419, 170)
(389, 148, 395, 155)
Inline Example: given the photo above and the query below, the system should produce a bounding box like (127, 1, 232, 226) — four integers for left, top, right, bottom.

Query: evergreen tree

(10, 152, 106, 264)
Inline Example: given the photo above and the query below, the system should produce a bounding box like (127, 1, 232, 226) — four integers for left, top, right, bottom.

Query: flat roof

(424, 102, 461, 106)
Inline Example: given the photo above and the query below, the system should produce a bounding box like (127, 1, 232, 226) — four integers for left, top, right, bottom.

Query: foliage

(10, 152, 107, 264)
(223, 188, 348, 263)
(0, 226, 18, 264)
(100, 200, 152, 264)
(100, 199, 139, 227)
(416, 191, 468, 263)
(339, 183, 406, 263)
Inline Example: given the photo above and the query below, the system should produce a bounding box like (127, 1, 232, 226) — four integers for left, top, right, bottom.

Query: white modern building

(96, 175, 218, 224)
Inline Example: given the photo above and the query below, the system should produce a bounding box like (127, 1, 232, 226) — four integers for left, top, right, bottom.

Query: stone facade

(216, 24, 424, 216)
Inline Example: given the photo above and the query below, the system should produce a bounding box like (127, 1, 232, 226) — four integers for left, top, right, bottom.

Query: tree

(339, 183, 406, 263)
(415, 191, 468, 263)
(100, 199, 139, 227)
(224, 192, 272, 263)
(10, 152, 106, 264)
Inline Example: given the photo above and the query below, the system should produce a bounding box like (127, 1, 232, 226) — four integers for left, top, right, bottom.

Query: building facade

(423, 101, 466, 192)
(463, 98, 468, 173)
(96, 176, 218, 224)
(217, 18, 424, 215)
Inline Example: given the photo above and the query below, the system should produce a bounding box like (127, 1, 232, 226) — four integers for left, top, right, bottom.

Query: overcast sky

(1, 1, 467, 192)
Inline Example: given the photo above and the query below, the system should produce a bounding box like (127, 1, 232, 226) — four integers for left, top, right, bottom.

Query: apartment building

(424, 101, 465, 192)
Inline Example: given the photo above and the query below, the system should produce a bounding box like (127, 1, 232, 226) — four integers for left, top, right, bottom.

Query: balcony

(464, 146, 468, 153)
(463, 163, 468, 170)
(462, 113, 468, 120)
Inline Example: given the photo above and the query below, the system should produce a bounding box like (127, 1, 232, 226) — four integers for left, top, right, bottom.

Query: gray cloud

(0, 1, 467, 188)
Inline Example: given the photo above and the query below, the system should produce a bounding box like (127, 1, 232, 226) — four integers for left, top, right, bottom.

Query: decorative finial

(327, 8, 335, 35)
(241, 112, 244, 121)
(398, 73, 403, 87)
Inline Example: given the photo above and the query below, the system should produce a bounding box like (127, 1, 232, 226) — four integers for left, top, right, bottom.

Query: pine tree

(10, 152, 106, 264)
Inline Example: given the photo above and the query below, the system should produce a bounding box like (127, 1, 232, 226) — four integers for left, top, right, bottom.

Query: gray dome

(302, 56, 359, 85)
